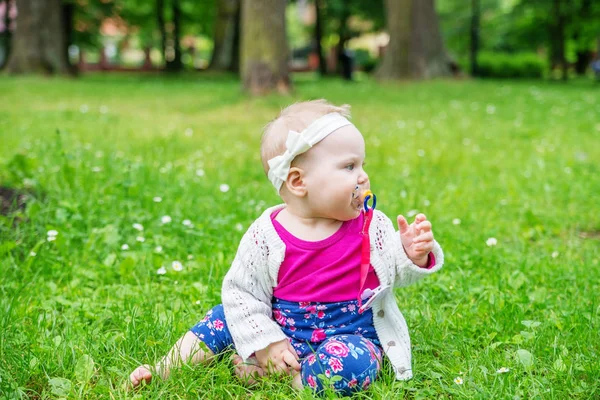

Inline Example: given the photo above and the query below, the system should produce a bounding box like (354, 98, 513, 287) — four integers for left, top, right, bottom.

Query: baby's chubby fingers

(415, 219, 432, 233)
(414, 213, 427, 224)
(413, 240, 434, 252)
(397, 215, 410, 234)
(282, 350, 301, 372)
(413, 231, 434, 244)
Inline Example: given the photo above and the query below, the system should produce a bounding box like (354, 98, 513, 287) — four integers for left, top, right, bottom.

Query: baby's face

(300, 125, 370, 221)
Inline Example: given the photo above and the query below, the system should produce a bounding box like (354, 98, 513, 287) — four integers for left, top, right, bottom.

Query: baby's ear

(285, 167, 307, 197)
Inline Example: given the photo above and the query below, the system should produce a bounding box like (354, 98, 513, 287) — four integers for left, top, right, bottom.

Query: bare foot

(129, 364, 153, 388)
(232, 354, 265, 385)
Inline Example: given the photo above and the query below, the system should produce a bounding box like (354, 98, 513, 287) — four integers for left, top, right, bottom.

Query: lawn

(0, 73, 599, 399)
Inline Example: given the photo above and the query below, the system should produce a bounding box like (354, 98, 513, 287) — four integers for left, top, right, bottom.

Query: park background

(1, 0, 599, 398)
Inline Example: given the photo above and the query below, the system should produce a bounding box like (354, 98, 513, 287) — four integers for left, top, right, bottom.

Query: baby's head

(261, 100, 369, 220)
(261, 99, 351, 174)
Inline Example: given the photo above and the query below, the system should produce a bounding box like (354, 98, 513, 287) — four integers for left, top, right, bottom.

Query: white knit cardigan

(222, 204, 444, 380)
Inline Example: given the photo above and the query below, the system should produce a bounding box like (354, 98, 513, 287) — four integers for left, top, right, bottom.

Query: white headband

(267, 112, 353, 192)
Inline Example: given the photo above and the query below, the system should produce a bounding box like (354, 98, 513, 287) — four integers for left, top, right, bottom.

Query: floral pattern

(190, 300, 382, 396)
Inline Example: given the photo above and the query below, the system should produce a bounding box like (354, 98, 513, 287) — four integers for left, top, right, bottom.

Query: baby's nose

(358, 170, 369, 184)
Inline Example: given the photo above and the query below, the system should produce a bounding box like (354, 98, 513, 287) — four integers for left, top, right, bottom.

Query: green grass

(1, 73, 599, 399)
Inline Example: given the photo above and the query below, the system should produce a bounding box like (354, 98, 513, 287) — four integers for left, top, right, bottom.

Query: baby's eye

(345, 164, 355, 170)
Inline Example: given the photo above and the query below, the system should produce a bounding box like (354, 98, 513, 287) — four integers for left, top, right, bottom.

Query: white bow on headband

(267, 112, 353, 192)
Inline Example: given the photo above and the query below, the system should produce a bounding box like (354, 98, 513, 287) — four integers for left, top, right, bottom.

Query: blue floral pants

(190, 299, 383, 396)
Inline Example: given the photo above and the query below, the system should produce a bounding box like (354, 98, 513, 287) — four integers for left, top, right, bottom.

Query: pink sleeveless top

(271, 210, 380, 302)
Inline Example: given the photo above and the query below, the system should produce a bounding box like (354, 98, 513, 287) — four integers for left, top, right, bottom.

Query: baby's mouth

(351, 186, 370, 210)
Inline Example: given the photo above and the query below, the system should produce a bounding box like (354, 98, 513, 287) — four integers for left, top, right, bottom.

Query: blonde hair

(260, 99, 351, 175)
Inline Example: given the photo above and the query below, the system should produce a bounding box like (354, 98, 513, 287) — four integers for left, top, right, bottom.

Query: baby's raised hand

(254, 338, 301, 375)
(397, 213, 434, 267)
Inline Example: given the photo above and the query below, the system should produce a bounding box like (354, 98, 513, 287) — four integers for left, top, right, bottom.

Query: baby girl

(130, 99, 444, 395)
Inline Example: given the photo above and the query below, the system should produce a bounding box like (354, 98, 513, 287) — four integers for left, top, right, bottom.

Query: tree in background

(439, 0, 600, 78)
(314, 0, 327, 75)
(0, 0, 16, 69)
(209, 0, 240, 72)
(470, 0, 480, 76)
(316, 0, 384, 76)
(376, 0, 450, 79)
(240, 0, 290, 95)
(5, 0, 76, 74)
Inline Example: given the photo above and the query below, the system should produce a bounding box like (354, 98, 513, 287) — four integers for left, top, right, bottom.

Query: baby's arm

(221, 223, 294, 371)
(372, 210, 444, 287)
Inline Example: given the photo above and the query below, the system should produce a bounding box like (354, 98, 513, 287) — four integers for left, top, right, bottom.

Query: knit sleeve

(221, 221, 288, 361)
(371, 210, 444, 288)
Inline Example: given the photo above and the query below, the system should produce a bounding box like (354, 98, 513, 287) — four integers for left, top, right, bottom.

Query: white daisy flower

(153, 196, 162, 203)
(172, 261, 183, 271)
(195, 300, 201, 305)
(486, 237, 498, 246)
(47, 230, 58, 237)
(30, 251, 36, 257)
(155, 245, 163, 253)
(161, 215, 172, 224)
(219, 184, 230, 193)
(496, 367, 510, 374)
(136, 236, 145, 242)
(47, 236, 56, 242)
(452, 218, 461, 225)
(454, 377, 464, 385)
(551, 251, 559, 258)
(132, 223, 144, 231)
(156, 266, 167, 275)
(182, 219, 192, 227)
(121, 244, 130, 250)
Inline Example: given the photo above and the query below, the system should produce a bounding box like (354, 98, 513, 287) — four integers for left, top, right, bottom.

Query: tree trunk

(0, 0, 11, 70)
(550, 0, 567, 80)
(376, 0, 450, 80)
(335, 0, 350, 77)
(240, 0, 290, 95)
(6, 0, 74, 74)
(470, 0, 480, 77)
(314, 0, 327, 75)
(376, 0, 411, 79)
(166, 0, 183, 72)
(157, 0, 166, 67)
(573, 0, 592, 76)
(209, 0, 240, 72)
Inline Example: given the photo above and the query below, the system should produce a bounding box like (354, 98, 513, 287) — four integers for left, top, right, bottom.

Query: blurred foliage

(353, 48, 379, 72)
(477, 51, 547, 78)
(73, 0, 216, 50)
(4, 0, 598, 75)
(438, 0, 600, 73)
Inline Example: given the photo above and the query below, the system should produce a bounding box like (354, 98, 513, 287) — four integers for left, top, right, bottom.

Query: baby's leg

(300, 335, 382, 396)
(130, 304, 260, 388)
(129, 330, 210, 387)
